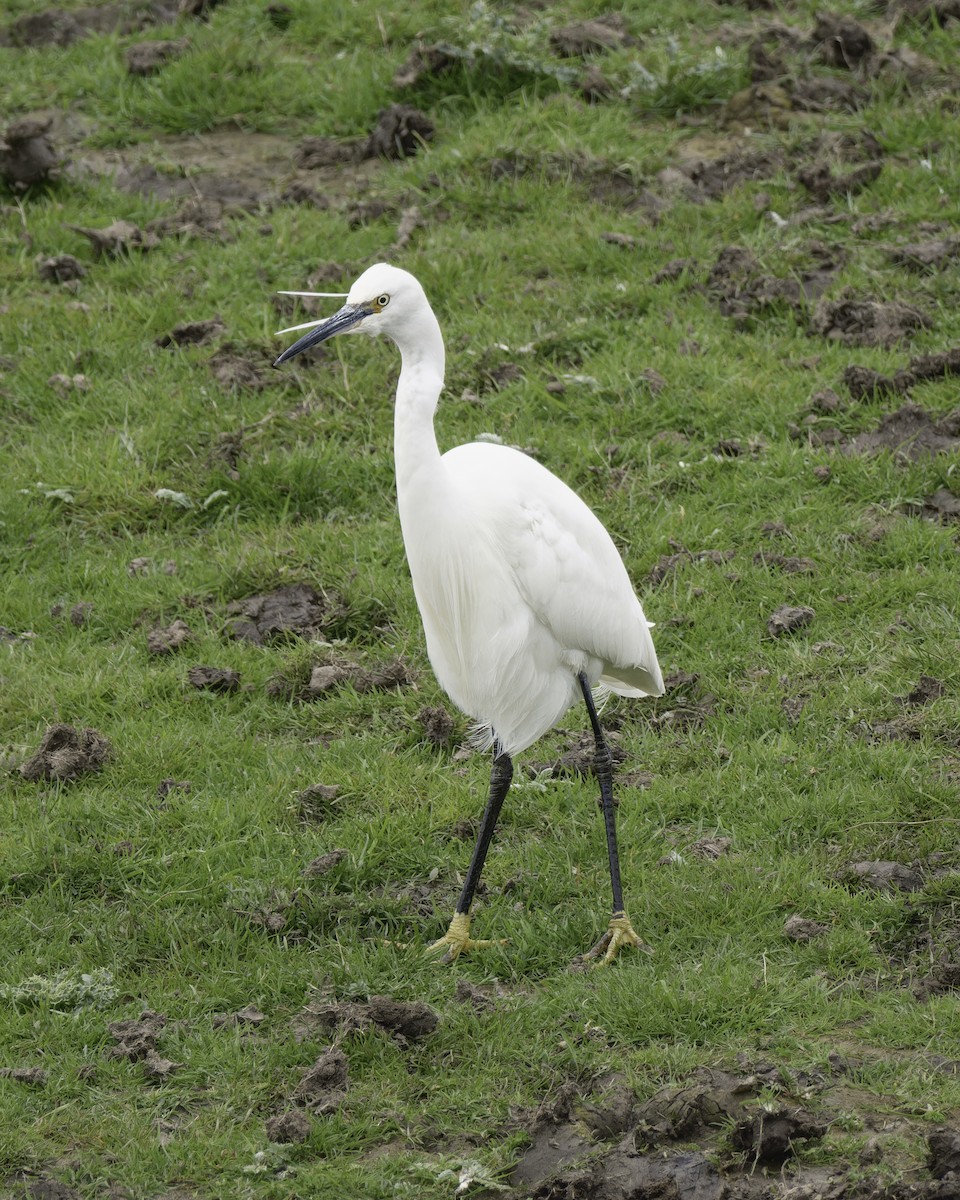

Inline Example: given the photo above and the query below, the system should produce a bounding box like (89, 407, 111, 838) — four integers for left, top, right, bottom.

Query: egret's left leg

(575, 672, 653, 965)
(427, 748, 513, 963)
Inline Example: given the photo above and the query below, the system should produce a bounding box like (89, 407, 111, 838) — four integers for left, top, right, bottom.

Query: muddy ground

(4, 1, 960, 1197)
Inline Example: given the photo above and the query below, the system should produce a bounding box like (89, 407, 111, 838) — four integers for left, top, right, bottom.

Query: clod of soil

(1, 2, 179, 48)
(22, 1180, 81, 1200)
(295, 996, 440, 1045)
(106, 1009, 181, 1077)
(226, 583, 334, 645)
(783, 914, 829, 941)
(19, 724, 111, 782)
(293, 1046, 349, 1112)
(707, 245, 807, 322)
(297, 784, 342, 822)
(889, 237, 960, 272)
(927, 1127, 960, 1178)
(37, 253, 86, 284)
(647, 541, 734, 586)
(156, 316, 225, 347)
(266, 1109, 310, 1144)
(896, 675, 946, 706)
(753, 551, 817, 574)
(278, 656, 413, 700)
(845, 403, 960, 461)
(146, 619, 191, 655)
(730, 1105, 826, 1164)
(208, 346, 271, 392)
(549, 16, 633, 56)
(157, 777, 191, 797)
(844, 347, 960, 400)
(365, 104, 435, 159)
(186, 665, 241, 692)
(0, 115, 59, 188)
(416, 704, 456, 747)
(841, 860, 923, 893)
(813, 12, 873, 68)
(0, 1066, 47, 1086)
(303, 849, 347, 877)
(211, 1004, 265, 1028)
(797, 159, 882, 202)
(810, 293, 932, 348)
(68, 219, 160, 257)
(125, 37, 188, 76)
(767, 605, 815, 636)
(527, 729, 626, 781)
(915, 488, 960, 521)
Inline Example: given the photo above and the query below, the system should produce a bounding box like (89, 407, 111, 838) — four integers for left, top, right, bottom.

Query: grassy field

(2, 0, 960, 1197)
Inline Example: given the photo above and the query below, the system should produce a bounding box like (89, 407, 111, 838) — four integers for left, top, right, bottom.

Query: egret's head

(273, 263, 424, 367)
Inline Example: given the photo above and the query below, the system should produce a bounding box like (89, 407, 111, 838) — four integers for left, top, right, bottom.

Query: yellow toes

(425, 913, 505, 964)
(577, 912, 653, 967)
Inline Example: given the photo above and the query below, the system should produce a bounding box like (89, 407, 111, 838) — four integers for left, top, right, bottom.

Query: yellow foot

(575, 912, 653, 968)
(425, 912, 505, 964)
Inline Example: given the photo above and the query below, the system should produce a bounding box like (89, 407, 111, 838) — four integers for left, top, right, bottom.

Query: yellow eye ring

(376, 293, 390, 309)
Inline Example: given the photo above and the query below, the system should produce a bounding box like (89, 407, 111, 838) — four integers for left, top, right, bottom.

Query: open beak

(273, 302, 370, 367)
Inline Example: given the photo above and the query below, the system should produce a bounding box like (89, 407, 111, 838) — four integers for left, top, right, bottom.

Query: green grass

(3, 0, 960, 1195)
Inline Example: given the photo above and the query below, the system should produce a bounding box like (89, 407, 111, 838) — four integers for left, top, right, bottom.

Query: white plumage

(275, 263, 663, 965)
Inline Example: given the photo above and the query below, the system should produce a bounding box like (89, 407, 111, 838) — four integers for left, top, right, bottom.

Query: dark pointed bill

(273, 303, 369, 367)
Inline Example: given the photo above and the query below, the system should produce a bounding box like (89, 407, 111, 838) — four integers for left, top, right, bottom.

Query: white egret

(274, 263, 664, 965)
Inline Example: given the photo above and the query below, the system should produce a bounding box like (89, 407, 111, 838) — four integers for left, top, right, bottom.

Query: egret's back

(398, 440, 662, 754)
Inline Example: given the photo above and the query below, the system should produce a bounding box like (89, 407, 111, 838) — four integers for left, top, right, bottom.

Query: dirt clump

(157, 777, 191, 798)
(37, 253, 86, 284)
(68, 219, 160, 257)
(767, 605, 815, 637)
(928, 1127, 960, 1177)
(811, 293, 932, 347)
(296, 784, 342, 822)
(226, 583, 335, 645)
(186, 665, 241, 692)
(0, 116, 59, 189)
(293, 1046, 348, 1112)
(797, 157, 882, 202)
(146, 619, 191, 655)
(753, 551, 817, 574)
(896, 675, 946, 706)
(844, 347, 960, 400)
(840, 860, 923, 892)
(845, 403, 960, 461)
(107, 1010, 181, 1078)
(295, 104, 433, 169)
(294, 996, 439, 1045)
(550, 16, 633, 56)
(211, 1004, 265, 1029)
(889, 237, 960, 272)
(125, 38, 189, 76)
(706, 244, 833, 325)
(19, 723, 111, 782)
(0, 1066, 47, 1086)
(156, 316, 225, 348)
(730, 1105, 826, 1164)
(303, 849, 347, 877)
(784, 914, 829, 941)
(416, 704, 457, 747)
(266, 1109, 310, 1143)
(914, 488, 960, 522)
(647, 541, 734, 586)
(268, 655, 414, 701)
(527, 728, 626, 781)
(1, 2, 179, 47)
(813, 12, 873, 68)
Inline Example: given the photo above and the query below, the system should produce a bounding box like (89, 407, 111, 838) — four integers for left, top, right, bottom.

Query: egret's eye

(376, 293, 390, 310)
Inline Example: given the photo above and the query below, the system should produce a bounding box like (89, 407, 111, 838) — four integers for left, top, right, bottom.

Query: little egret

(275, 263, 664, 965)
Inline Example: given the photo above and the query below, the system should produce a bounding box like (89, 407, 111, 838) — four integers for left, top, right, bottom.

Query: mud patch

(706, 244, 836, 326)
(68, 219, 161, 258)
(36, 253, 86, 284)
(839, 860, 923, 893)
(844, 403, 960, 461)
(1, 2, 178, 47)
(19, 724, 111, 782)
(293, 1046, 348, 1112)
(266, 1108, 310, 1143)
(293, 995, 439, 1045)
(267, 654, 414, 701)
(156, 316, 224, 348)
(843, 347, 960, 400)
(146, 618, 191, 655)
(0, 1066, 48, 1086)
(295, 104, 434, 168)
(0, 115, 60, 189)
(647, 541, 734, 587)
(810, 292, 932, 347)
(186, 665, 240, 693)
(226, 583, 339, 645)
(766, 605, 815, 637)
(107, 1010, 181, 1079)
(888, 236, 960, 272)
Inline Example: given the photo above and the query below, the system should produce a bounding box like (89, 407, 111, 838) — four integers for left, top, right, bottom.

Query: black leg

(455, 747, 513, 915)
(578, 672, 625, 916)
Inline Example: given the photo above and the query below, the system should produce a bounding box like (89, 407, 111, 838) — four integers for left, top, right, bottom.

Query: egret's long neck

(392, 306, 446, 499)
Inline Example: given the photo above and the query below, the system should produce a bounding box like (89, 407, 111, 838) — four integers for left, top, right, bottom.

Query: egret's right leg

(427, 748, 513, 963)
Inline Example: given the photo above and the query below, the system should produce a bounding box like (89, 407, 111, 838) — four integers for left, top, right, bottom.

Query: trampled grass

(2, 0, 960, 1196)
